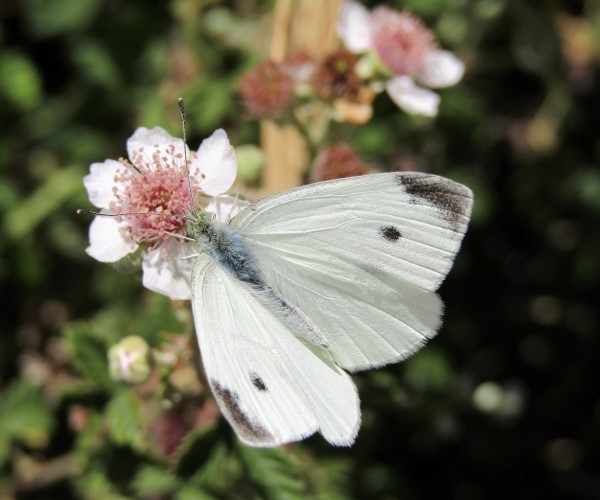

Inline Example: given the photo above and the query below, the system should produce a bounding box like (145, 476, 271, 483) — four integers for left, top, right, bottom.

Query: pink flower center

(370, 8, 435, 76)
(110, 144, 201, 245)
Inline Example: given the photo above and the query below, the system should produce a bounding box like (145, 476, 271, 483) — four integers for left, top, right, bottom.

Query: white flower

(337, 0, 465, 117)
(83, 127, 246, 300)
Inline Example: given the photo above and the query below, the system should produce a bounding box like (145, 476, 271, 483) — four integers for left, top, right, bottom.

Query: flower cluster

(337, 0, 465, 117)
(238, 49, 373, 122)
(83, 127, 245, 300)
(238, 2, 464, 120)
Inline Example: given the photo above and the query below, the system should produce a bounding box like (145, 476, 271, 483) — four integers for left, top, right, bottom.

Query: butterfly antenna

(226, 192, 241, 223)
(178, 98, 194, 207)
(76, 208, 188, 220)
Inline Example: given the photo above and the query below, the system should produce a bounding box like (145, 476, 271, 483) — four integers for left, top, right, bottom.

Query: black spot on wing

(211, 380, 272, 442)
(395, 173, 471, 230)
(250, 372, 268, 391)
(378, 225, 401, 242)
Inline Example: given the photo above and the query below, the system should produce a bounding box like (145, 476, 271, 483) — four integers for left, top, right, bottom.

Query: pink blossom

(337, 1, 465, 116)
(83, 127, 246, 300)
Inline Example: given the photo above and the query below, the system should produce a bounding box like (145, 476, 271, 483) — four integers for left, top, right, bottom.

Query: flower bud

(108, 336, 152, 384)
(235, 145, 265, 185)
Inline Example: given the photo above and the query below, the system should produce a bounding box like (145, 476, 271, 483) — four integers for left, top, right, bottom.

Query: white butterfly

(189, 172, 473, 447)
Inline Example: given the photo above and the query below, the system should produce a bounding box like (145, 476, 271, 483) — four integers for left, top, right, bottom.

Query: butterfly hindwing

(191, 254, 360, 447)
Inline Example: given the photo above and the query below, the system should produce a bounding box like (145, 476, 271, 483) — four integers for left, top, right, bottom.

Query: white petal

(205, 194, 251, 222)
(86, 215, 137, 262)
(83, 159, 122, 209)
(190, 129, 237, 196)
(337, 0, 372, 53)
(127, 126, 186, 164)
(386, 76, 440, 117)
(142, 241, 194, 300)
(416, 50, 465, 88)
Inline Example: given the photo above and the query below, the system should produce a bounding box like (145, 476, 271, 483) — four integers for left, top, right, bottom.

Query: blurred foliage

(1, 0, 600, 499)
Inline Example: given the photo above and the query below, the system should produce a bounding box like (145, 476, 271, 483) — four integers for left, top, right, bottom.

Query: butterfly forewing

(232, 173, 472, 292)
(229, 173, 473, 371)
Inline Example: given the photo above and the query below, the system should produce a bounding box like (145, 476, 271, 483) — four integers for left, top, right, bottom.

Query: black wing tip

(394, 172, 473, 230)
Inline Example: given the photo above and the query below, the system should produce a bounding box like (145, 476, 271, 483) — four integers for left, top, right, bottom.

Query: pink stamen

(118, 351, 131, 378)
(109, 144, 201, 245)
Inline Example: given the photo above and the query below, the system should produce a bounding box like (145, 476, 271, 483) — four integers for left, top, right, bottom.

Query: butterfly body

(189, 212, 327, 348)
(189, 211, 264, 288)
(190, 172, 473, 447)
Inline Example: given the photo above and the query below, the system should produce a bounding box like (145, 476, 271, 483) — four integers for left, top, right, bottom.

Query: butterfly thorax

(188, 210, 264, 288)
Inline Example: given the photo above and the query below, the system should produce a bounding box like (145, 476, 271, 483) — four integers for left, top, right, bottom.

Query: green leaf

(403, 348, 454, 392)
(0, 431, 11, 468)
(0, 179, 19, 213)
(437, 12, 470, 45)
(65, 323, 115, 390)
(72, 41, 121, 88)
(0, 51, 43, 111)
(75, 412, 105, 460)
(105, 390, 144, 452)
(174, 425, 221, 479)
(401, 0, 446, 16)
(186, 80, 234, 132)
(0, 379, 54, 453)
(136, 293, 187, 344)
(308, 457, 354, 500)
(175, 425, 246, 495)
(238, 446, 309, 500)
(571, 167, 600, 212)
(4, 166, 83, 240)
(175, 485, 220, 500)
(190, 441, 237, 491)
(131, 464, 179, 496)
(24, 0, 103, 38)
(75, 467, 129, 500)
